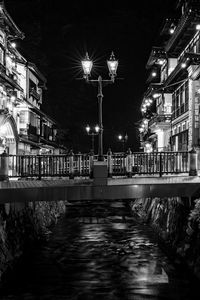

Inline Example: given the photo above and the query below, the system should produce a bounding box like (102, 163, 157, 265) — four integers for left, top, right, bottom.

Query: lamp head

(86, 124, 90, 133)
(118, 134, 122, 141)
(81, 52, 93, 78)
(107, 51, 118, 80)
(95, 125, 100, 133)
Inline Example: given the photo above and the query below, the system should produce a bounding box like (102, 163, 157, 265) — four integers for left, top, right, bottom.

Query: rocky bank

(130, 197, 200, 279)
(0, 201, 66, 280)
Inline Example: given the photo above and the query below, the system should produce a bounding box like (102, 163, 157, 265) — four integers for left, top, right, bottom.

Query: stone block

(93, 161, 108, 186)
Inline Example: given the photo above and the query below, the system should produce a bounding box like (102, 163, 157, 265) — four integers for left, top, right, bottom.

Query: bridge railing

(132, 151, 188, 175)
(5, 151, 190, 179)
(110, 151, 188, 176)
(8, 154, 92, 178)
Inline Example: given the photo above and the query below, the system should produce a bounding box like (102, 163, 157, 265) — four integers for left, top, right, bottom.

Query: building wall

(0, 5, 64, 156)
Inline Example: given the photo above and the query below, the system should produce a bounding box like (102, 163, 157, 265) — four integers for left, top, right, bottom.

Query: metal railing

(131, 152, 188, 176)
(148, 114, 171, 127)
(5, 151, 189, 179)
(8, 154, 91, 179)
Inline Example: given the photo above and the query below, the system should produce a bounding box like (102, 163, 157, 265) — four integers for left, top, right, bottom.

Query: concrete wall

(130, 196, 200, 279)
(0, 200, 66, 281)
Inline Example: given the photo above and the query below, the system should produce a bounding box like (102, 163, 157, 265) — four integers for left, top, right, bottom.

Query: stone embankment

(0, 201, 66, 280)
(130, 196, 200, 278)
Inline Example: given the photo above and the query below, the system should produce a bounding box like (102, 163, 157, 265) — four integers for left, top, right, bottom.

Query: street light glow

(107, 52, 118, 77)
(81, 52, 93, 76)
(95, 125, 100, 133)
(86, 124, 90, 133)
(196, 24, 200, 30)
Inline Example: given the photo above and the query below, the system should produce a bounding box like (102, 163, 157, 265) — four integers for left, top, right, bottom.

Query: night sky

(5, 0, 175, 153)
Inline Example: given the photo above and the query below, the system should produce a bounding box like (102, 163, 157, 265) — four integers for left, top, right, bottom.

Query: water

(0, 200, 199, 299)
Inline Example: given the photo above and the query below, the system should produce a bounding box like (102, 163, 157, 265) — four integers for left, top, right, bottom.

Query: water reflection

(0, 200, 198, 300)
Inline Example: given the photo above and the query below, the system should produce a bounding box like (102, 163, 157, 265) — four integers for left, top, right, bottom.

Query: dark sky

(5, 0, 175, 152)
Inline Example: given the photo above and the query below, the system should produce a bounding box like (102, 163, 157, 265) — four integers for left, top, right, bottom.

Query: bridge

(0, 150, 199, 203)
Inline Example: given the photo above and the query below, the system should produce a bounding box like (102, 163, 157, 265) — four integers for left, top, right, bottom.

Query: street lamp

(118, 133, 128, 152)
(85, 124, 100, 153)
(81, 51, 118, 161)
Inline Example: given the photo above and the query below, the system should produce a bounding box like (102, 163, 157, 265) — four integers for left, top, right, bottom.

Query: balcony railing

(148, 114, 172, 127)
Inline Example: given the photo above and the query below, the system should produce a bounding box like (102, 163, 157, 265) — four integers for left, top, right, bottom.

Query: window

(172, 81, 189, 120)
(19, 111, 28, 124)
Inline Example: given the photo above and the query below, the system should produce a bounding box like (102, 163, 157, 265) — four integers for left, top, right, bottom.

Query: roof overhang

(146, 47, 167, 69)
(0, 2, 24, 40)
(165, 10, 200, 56)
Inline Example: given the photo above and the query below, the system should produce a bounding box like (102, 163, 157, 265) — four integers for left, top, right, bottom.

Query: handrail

(5, 151, 189, 179)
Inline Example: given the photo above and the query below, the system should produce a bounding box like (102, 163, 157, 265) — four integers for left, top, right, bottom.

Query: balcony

(0, 63, 23, 91)
(146, 47, 167, 68)
(149, 114, 172, 130)
(165, 8, 200, 56)
(163, 59, 188, 90)
(29, 88, 41, 101)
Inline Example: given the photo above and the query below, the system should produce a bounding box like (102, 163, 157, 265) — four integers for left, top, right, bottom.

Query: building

(139, 0, 200, 155)
(0, 2, 65, 155)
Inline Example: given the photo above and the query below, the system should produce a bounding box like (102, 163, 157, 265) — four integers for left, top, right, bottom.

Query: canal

(0, 200, 199, 300)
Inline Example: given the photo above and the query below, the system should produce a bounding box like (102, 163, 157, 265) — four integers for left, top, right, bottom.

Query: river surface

(0, 200, 199, 299)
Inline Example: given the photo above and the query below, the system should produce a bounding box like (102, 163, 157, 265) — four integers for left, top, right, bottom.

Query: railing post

(189, 148, 197, 176)
(89, 149, 94, 178)
(38, 155, 42, 180)
(0, 151, 8, 181)
(69, 149, 74, 179)
(126, 148, 132, 178)
(78, 152, 82, 176)
(107, 148, 113, 178)
(159, 152, 162, 177)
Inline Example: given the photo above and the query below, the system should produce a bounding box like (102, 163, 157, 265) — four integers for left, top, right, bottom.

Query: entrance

(0, 114, 18, 155)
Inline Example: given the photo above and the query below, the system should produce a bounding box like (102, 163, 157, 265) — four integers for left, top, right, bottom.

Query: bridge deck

(0, 176, 200, 203)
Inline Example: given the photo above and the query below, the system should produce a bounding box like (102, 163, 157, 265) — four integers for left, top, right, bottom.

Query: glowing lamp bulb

(196, 24, 200, 30)
(81, 53, 93, 76)
(153, 93, 161, 99)
(95, 125, 100, 133)
(11, 42, 16, 48)
(86, 125, 90, 133)
(158, 59, 165, 65)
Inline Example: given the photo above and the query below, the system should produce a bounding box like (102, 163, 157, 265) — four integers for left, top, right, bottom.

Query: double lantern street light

(85, 124, 100, 153)
(81, 52, 118, 161)
(118, 133, 128, 153)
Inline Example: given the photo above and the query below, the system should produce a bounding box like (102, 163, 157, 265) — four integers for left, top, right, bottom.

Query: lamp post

(85, 124, 100, 153)
(118, 133, 128, 152)
(81, 52, 118, 161)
